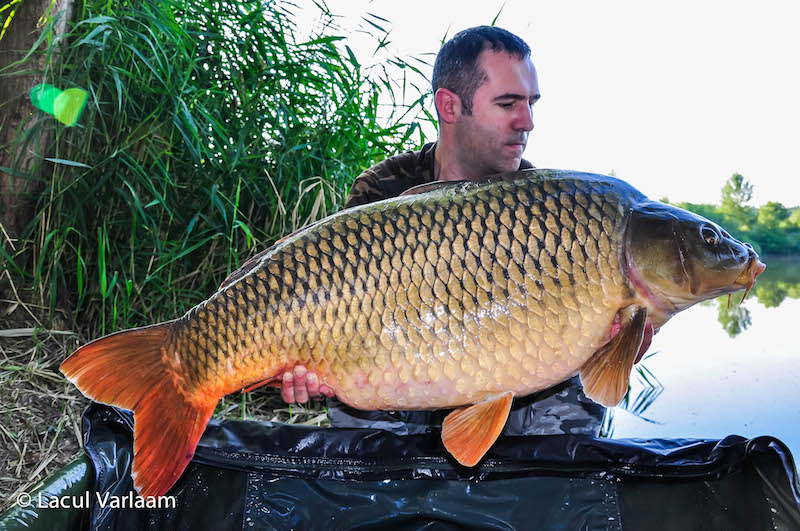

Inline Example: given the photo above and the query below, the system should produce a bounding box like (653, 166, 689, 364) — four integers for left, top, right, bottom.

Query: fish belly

(323, 300, 618, 410)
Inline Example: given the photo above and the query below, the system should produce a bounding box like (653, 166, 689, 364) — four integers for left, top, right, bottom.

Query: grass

(0, 275, 329, 512)
(2, 0, 432, 336)
(0, 290, 85, 511)
(0, 0, 432, 510)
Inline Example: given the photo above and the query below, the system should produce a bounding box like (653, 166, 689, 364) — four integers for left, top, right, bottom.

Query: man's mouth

(506, 142, 525, 153)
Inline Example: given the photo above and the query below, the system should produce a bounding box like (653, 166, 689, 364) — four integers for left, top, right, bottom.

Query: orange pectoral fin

(441, 392, 513, 467)
(579, 305, 647, 407)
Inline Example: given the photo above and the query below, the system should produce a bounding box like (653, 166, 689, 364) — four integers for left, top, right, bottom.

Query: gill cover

(625, 201, 759, 309)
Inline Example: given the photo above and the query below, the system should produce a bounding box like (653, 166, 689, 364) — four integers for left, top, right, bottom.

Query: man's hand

(281, 365, 335, 404)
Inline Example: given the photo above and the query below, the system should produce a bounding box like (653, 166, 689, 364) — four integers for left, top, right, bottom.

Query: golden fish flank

(61, 169, 765, 497)
(173, 173, 630, 407)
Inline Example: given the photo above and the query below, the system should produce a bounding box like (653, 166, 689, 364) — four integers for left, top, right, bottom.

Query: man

(279, 26, 603, 436)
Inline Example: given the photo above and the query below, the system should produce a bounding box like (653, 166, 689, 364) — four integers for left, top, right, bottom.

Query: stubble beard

(456, 116, 522, 178)
(457, 117, 510, 180)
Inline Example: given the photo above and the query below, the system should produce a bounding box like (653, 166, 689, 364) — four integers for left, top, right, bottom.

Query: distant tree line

(673, 173, 800, 256)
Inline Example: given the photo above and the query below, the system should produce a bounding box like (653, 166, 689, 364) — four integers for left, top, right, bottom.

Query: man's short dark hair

(432, 26, 531, 116)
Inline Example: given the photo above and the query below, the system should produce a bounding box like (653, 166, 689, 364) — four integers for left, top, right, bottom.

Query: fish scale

(164, 172, 632, 410)
(62, 169, 765, 496)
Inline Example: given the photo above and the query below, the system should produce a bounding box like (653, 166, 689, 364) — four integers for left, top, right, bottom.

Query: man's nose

(513, 104, 534, 131)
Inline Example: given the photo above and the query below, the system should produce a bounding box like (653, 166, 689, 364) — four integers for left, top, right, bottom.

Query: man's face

(455, 50, 540, 177)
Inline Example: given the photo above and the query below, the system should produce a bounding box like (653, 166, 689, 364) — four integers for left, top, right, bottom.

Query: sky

(295, 0, 800, 207)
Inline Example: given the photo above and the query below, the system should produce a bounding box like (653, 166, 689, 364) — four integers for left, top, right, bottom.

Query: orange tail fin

(60, 323, 217, 497)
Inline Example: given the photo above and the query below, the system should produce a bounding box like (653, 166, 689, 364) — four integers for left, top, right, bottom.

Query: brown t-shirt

(344, 142, 534, 208)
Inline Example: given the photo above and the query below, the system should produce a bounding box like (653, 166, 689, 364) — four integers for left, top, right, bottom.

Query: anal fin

(441, 392, 513, 467)
(579, 306, 648, 407)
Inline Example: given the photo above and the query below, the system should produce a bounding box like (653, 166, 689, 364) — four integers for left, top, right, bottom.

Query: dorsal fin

(218, 219, 327, 291)
(399, 181, 467, 197)
(399, 170, 537, 197)
(218, 247, 273, 291)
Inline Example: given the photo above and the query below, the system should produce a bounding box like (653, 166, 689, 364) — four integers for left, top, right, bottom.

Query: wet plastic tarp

(75, 403, 800, 530)
(0, 456, 90, 531)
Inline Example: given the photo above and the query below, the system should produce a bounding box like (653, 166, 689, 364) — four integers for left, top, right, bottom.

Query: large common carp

(61, 169, 765, 497)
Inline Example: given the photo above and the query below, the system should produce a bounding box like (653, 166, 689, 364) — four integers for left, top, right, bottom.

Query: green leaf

(491, 5, 505, 26)
(345, 45, 360, 68)
(361, 16, 386, 34)
(76, 24, 111, 47)
(98, 226, 107, 297)
(0, 245, 24, 278)
(234, 220, 253, 248)
(74, 15, 117, 26)
(105, 271, 119, 299)
(299, 35, 345, 47)
(111, 68, 123, 113)
(186, 214, 200, 239)
(44, 158, 92, 168)
(76, 243, 84, 297)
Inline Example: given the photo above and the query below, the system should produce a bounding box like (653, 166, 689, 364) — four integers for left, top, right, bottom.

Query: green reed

(1, 0, 432, 337)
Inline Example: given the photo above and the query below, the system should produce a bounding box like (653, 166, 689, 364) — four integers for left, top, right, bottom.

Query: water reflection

(715, 303, 751, 338)
(751, 256, 800, 306)
(711, 256, 800, 337)
(604, 255, 800, 460)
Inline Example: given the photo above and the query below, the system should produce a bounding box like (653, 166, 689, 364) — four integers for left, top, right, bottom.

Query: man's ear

(434, 88, 461, 124)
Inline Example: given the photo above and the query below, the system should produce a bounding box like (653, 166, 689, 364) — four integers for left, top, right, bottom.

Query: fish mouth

(732, 256, 766, 302)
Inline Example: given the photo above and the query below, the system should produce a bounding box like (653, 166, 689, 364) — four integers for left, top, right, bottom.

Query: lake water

(605, 256, 800, 468)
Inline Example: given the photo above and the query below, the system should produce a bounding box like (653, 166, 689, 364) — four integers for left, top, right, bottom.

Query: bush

(2, 0, 432, 335)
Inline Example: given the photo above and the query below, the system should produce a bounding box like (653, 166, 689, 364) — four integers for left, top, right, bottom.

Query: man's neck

(434, 139, 483, 182)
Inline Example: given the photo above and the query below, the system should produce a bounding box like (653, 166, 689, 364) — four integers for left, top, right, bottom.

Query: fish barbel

(61, 169, 765, 496)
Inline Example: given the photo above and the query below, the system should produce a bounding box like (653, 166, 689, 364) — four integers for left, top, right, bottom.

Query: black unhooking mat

(69, 403, 800, 529)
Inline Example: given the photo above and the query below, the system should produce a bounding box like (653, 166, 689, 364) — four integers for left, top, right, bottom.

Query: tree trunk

(0, 0, 73, 242)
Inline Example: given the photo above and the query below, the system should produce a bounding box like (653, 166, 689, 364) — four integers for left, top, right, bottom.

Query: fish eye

(701, 225, 719, 246)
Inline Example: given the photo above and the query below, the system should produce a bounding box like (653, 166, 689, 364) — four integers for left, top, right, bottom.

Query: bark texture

(0, 0, 73, 241)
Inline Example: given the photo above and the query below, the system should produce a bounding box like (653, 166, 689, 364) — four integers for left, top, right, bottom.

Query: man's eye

(499, 102, 513, 109)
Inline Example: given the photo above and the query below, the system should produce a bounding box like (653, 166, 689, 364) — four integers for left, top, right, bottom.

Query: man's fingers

(319, 384, 335, 398)
(293, 366, 309, 404)
(280, 366, 332, 404)
(306, 372, 321, 398)
(281, 372, 295, 404)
